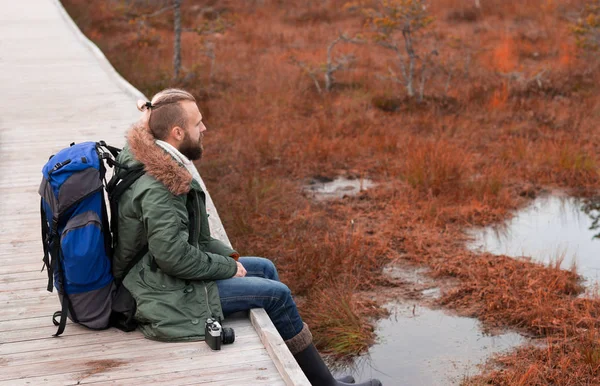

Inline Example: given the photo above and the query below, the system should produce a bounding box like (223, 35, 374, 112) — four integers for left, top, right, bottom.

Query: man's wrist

(230, 252, 240, 261)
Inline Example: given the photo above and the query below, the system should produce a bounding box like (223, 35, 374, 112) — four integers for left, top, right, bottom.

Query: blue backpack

(39, 141, 145, 336)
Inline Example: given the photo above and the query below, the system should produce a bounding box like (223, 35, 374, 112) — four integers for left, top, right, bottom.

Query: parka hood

(124, 123, 192, 196)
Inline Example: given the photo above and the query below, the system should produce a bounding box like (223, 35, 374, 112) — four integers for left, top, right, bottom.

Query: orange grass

(301, 284, 386, 359)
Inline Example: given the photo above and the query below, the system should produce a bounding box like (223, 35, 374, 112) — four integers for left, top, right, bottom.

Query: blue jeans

(216, 257, 304, 341)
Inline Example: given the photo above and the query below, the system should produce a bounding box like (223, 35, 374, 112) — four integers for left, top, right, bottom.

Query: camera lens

(222, 327, 235, 344)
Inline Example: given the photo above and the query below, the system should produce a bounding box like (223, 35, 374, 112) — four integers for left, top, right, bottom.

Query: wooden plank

(0, 0, 60, 21)
(1, 326, 256, 367)
(0, 290, 49, 303)
(0, 316, 252, 353)
(0, 315, 53, 332)
(0, 278, 48, 291)
(0, 296, 65, 320)
(0, 262, 42, 275)
(0, 323, 93, 344)
(0, 347, 271, 384)
(0, 355, 281, 386)
(0, 231, 42, 244)
(0, 330, 142, 355)
(2, 329, 261, 365)
(0, 128, 127, 147)
(125, 362, 286, 386)
(73, 352, 273, 385)
(0, 256, 48, 269)
(250, 308, 311, 386)
(0, 290, 53, 303)
(0, 336, 266, 381)
(0, 270, 43, 283)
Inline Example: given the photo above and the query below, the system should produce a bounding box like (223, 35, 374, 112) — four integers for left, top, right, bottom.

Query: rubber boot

(294, 343, 382, 386)
(336, 375, 355, 383)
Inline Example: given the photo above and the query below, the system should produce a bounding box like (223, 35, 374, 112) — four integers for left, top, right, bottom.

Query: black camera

(205, 318, 235, 350)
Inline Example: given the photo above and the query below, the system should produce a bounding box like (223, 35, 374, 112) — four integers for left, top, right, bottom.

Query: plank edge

(250, 308, 310, 386)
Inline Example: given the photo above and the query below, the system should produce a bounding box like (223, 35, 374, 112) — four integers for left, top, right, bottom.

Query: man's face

(179, 100, 206, 161)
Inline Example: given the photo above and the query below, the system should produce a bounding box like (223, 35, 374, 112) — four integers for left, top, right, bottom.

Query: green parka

(112, 124, 238, 341)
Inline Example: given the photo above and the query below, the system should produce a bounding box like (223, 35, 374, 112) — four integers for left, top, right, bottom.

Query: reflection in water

(468, 195, 600, 287)
(581, 197, 600, 239)
(304, 177, 375, 200)
(332, 304, 524, 385)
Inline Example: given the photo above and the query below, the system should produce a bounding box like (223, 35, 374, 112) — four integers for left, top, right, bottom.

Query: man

(112, 88, 382, 386)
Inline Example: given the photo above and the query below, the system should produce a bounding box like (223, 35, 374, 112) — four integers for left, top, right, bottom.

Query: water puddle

(332, 303, 525, 385)
(467, 195, 600, 287)
(304, 176, 375, 200)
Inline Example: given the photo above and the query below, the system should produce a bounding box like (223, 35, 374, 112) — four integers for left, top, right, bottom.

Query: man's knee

(268, 281, 292, 304)
(263, 258, 279, 280)
(243, 256, 279, 280)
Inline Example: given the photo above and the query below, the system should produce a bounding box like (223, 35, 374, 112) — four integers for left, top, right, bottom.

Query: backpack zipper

(60, 218, 101, 241)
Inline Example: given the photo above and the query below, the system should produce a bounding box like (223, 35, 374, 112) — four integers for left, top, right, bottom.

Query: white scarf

(155, 140, 233, 248)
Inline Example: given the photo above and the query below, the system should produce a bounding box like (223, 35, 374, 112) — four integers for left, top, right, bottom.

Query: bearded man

(112, 88, 382, 386)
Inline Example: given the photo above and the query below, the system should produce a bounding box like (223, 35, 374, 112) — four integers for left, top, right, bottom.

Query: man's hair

(146, 89, 196, 140)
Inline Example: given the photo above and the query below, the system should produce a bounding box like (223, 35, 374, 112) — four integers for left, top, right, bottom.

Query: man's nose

(200, 122, 207, 133)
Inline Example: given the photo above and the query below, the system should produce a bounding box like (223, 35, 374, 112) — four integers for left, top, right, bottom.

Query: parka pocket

(139, 266, 186, 291)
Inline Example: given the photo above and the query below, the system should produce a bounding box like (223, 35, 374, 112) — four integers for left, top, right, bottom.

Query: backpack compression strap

(48, 216, 79, 337)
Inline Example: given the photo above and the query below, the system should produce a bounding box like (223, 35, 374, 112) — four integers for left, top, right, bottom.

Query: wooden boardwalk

(0, 0, 309, 384)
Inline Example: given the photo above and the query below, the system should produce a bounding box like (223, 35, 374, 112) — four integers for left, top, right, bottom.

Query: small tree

(184, 12, 234, 82)
(291, 34, 362, 93)
(350, 0, 435, 100)
(124, 1, 232, 81)
(173, 0, 182, 79)
(122, 0, 183, 79)
(573, 1, 600, 51)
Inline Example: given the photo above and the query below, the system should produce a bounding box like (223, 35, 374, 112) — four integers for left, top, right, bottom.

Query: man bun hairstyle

(136, 88, 196, 140)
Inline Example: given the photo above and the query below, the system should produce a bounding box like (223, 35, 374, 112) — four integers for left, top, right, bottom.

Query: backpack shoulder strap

(107, 165, 146, 264)
(97, 141, 120, 159)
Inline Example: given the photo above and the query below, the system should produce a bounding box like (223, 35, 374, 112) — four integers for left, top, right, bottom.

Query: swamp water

(332, 303, 524, 385)
(332, 267, 524, 385)
(304, 177, 375, 200)
(468, 195, 600, 288)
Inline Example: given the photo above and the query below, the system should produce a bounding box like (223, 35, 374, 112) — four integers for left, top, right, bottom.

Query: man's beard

(179, 131, 203, 161)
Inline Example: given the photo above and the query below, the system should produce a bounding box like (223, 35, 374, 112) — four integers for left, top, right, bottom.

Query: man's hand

(234, 261, 247, 278)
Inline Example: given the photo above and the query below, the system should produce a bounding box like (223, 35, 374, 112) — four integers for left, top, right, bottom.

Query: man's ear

(171, 126, 184, 141)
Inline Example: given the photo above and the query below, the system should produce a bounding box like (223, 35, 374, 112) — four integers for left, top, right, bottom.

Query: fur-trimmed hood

(124, 123, 192, 196)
